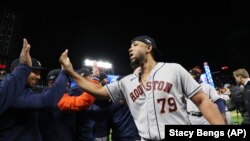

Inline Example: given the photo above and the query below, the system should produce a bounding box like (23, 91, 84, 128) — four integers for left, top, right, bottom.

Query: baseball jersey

(186, 82, 220, 124)
(105, 62, 202, 140)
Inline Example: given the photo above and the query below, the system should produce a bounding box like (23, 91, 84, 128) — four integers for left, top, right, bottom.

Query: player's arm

(191, 90, 226, 124)
(58, 92, 95, 111)
(0, 38, 32, 114)
(59, 49, 109, 99)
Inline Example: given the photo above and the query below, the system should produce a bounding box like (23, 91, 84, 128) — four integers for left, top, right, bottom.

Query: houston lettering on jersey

(130, 81, 173, 102)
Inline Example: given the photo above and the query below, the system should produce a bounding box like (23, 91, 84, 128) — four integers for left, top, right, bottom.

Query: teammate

(186, 66, 227, 124)
(59, 35, 225, 140)
(0, 38, 32, 114)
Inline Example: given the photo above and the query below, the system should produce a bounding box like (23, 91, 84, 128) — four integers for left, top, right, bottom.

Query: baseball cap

(131, 35, 166, 62)
(189, 66, 202, 78)
(131, 35, 157, 49)
(47, 69, 61, 82)
(99, 73, 107, 81)
(76, 68, 92, 77)
(10, 58, 47, 71)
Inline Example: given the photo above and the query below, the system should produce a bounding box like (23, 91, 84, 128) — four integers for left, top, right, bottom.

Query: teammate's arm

(191, 90, 226, 124)
(59, 49, 109, 99)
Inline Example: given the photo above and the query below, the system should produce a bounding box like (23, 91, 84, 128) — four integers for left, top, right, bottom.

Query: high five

(60, 35, 225, 141)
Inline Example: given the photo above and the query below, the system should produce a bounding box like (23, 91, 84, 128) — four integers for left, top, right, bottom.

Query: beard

(130, 52, 145, 70)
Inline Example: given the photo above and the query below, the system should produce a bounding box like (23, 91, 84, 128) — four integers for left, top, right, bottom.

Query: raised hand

(59, 49, 74, 72)
(92, 60, 100, 77)
(19, 38, 32, 67)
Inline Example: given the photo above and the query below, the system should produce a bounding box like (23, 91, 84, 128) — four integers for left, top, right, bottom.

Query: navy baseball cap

(10, 58, 47, 71)
(76, 68, 92, 77)
(99, 73, 107, 81)
(131, 35, 166, 62)
(47, 69, 61, 82)
(131, 35, 157, 49)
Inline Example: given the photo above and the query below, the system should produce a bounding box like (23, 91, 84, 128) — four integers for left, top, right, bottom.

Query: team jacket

(65, 83, 98, 141)
(58, 92, 95, 111)
(110, 102, 141, 141)
(0, 64, 32, 114)
(0, 70, 68, 141)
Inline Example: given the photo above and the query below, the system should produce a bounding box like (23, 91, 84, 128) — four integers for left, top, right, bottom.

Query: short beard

(130, 52, 145, 70)
(130, 59, 140, 70)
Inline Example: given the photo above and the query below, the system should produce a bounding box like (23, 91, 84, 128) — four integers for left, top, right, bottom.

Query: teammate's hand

(59, 49, 73, 72)
(92, 60, 100, 77)
(19, 38, 32, 67)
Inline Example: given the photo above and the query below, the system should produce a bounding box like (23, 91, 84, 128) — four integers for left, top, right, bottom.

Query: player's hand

(92, 60, 100, 77)
(19, 38, 32, 67)
(59, 49, 74, 72)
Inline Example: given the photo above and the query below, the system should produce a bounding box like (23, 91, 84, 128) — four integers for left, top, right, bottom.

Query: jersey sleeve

(177, 64, 202, 98)
(58, 93, 95, 111)
(203, 83, 220, 102)
(105, 81, 124, 102)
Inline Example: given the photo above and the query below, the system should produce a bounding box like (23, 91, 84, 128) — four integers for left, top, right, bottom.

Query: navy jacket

(93, 99, 112, 138)
(0, 64, 32, 114)
(69, 85, 96, 141)
(110, 102, 140, 141)
(243, 81, 250, 117)
(0, 70, 68, 141)
(38, 106, 76, 141)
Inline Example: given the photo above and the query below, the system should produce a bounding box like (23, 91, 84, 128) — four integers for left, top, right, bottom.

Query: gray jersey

(186, 82, 220, 124)
(105, 63, 201, 140)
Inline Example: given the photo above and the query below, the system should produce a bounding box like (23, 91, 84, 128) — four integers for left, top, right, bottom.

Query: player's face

(128, 41, 147, 68)
(233, 75, 242, 85)
(26, 69, 41, 87)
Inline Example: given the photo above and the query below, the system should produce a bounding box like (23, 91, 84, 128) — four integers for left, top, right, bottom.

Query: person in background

(186, 66, 227, 124)
(231, 68, 250, 124)
(38, 69, 76, 141)
(59, 67, 98, 141)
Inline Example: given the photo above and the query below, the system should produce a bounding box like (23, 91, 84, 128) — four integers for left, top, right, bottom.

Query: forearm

(68, 69, 109, 99)
(58, 93, 95, 111)
(198, 99, 226, 124)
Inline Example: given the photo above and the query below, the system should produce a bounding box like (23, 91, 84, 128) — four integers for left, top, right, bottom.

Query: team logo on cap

(49, 76, 56, 80)
(37, 61, 41, 67)
(145, 39, 152, 44)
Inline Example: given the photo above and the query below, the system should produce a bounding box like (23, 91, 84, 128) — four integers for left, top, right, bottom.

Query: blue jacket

(38, 106, 76, 141)
(0, 70, 68, 141)
(109, 102, 141, 141)
(93, 99, 112, 138)
(0, 64, 32, 114)
(68, 85, 100, 141)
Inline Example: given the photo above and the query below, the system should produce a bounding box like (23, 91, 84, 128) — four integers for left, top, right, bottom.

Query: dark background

(1, 0, 249, 86)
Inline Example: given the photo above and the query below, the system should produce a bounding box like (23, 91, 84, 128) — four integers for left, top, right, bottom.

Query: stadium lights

(84, 59, 112, 69)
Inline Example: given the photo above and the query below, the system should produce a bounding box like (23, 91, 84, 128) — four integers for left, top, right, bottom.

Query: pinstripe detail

(105, 85, 115, 102)
(151, 62, 165, 140)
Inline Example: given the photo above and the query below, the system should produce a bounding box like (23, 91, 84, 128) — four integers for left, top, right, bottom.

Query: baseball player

(60, 35, 225, 140)
(186, 66, 227, 124)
